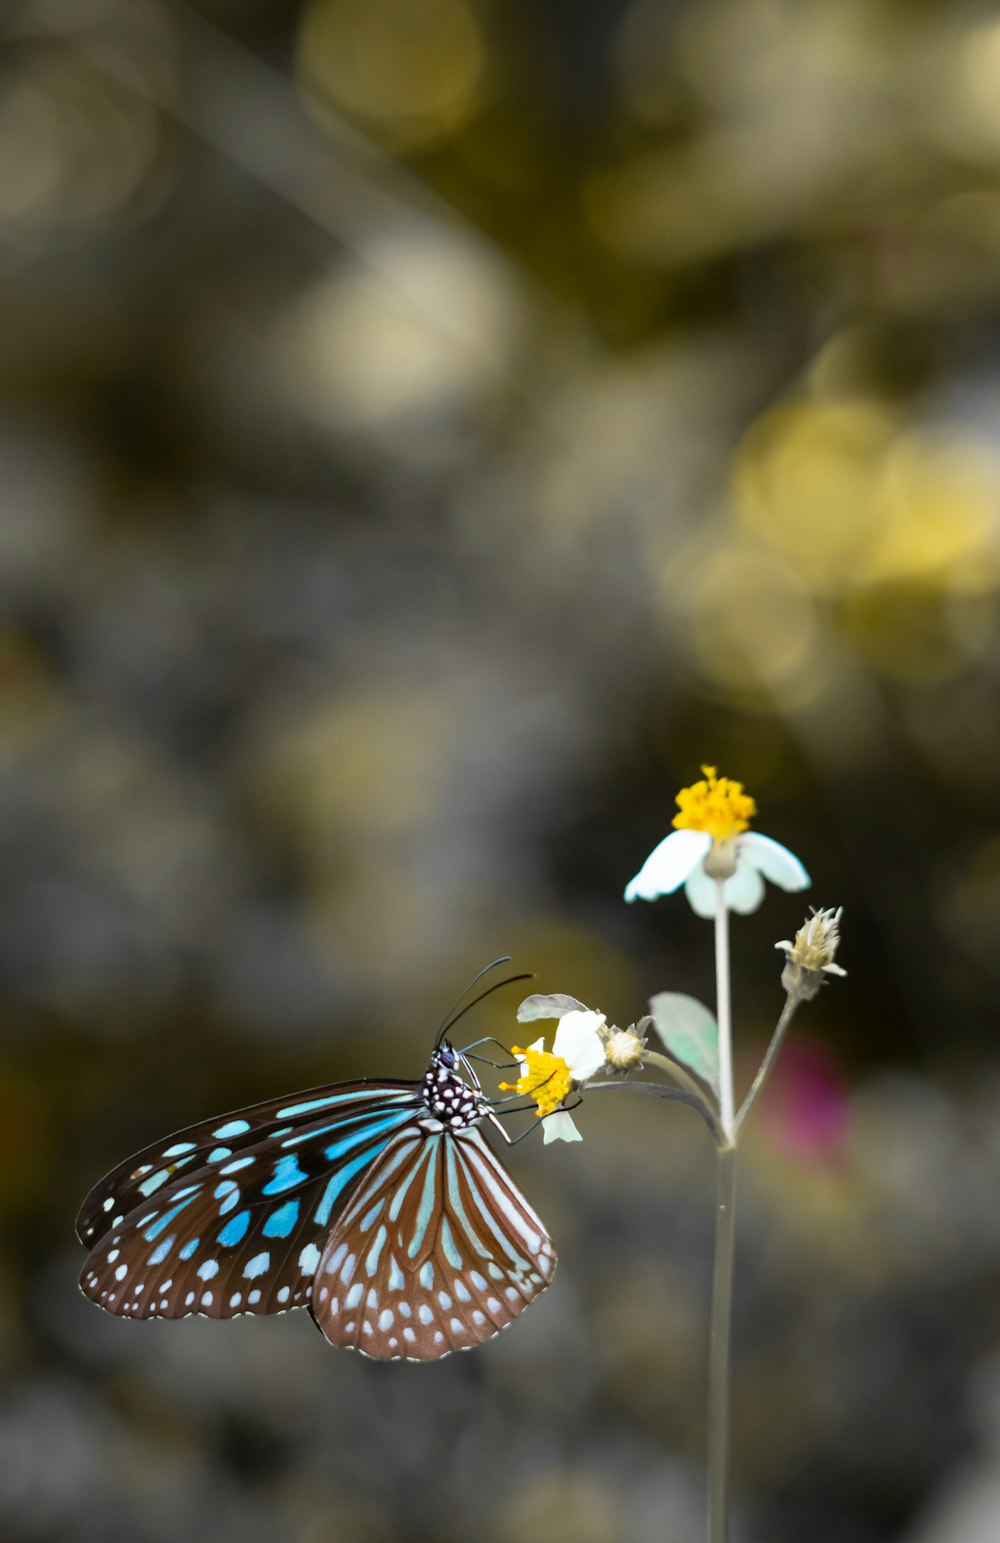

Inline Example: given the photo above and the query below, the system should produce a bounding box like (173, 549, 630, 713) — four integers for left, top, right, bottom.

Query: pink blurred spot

(750, 1035, 851, 1161)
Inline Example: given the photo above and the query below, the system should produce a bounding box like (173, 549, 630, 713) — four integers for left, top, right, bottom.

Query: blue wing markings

(213, 1119, 251, 1138)
(262, 1200, 300, 1238)
(261, 1154, 308, 1195)
(407, 1140, 442, 1259)
(218, 1210, 251, 1246)
(77, 1080, 421, 1247)
(80, 1090, 424, 1322)
(313, 1145, 395, 1227)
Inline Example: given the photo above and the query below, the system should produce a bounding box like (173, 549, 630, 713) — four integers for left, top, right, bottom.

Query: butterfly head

(421, 1042, 490, 1131)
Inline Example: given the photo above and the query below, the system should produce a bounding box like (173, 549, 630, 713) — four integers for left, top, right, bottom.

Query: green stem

(708, 1141, 737, 1543)
(735, 995, 798, 1135)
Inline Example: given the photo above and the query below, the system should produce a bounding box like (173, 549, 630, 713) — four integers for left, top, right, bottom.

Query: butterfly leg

(499, 1095, 585, 1145)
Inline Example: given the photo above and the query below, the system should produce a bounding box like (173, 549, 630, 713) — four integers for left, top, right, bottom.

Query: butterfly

(77, 973, 556, 1362)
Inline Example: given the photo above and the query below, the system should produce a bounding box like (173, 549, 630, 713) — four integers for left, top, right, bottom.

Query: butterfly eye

(438, 1046, 457, 1069)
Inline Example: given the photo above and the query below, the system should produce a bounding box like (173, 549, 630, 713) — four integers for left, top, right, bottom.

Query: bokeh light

(298, 0, 485, 150)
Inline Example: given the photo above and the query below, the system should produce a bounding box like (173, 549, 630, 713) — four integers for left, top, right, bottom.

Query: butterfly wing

(310, 1124, 556, 1361)
(79, 1086, 424, 1319)
(77, 1079, 418, 1248)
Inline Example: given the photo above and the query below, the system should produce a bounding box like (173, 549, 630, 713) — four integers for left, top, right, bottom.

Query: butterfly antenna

(434, 956, 510, 1045)
(435, 962, 535, 1047)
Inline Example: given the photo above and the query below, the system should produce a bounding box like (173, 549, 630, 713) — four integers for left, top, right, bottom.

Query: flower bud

(776, 907, 846, 1002)
(603, 1027, 645, 1070)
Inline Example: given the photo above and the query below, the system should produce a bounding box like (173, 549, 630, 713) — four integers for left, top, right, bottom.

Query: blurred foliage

(3, 0, 1000, 1539)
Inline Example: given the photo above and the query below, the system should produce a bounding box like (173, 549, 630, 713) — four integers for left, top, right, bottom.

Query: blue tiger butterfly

(77, 967, 556, 1362)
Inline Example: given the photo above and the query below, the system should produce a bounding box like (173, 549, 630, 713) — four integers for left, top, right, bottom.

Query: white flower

(623, 765, 810, 916)
(625, 828, 810, 916)
(504, 1007, 607, 1143)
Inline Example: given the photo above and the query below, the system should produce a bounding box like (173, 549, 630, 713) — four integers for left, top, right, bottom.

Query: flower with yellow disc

(500, 1009, 607, 1143)
(624, 766, 809, 916)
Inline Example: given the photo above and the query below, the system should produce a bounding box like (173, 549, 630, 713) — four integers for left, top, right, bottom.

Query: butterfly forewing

(311, 1124, 557, 1361)
(79, 1089, 423, 1319)
(76, 1079, 421, 1249)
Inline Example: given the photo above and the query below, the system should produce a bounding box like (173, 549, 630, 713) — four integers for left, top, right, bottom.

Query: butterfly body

(78, 1044, 555, 1361)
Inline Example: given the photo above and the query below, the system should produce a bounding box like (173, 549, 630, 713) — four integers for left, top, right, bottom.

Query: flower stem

(735, 995, 799, 1135)
(714, 882, 734, 1142)
(708, 878, 737, 1543)
(642, 1048, 712, 1107)
(708, 1140, 737, 1543)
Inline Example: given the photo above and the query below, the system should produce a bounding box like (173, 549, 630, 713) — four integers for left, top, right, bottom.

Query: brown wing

(310, 1124, 556, 1361)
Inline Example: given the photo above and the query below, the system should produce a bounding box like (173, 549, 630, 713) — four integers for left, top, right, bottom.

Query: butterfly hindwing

(310, 1123, 557, 1360)
(79, 1089, 423, 1319)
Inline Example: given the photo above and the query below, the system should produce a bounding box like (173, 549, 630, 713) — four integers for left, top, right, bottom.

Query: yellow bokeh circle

(298, 0, 484, 149)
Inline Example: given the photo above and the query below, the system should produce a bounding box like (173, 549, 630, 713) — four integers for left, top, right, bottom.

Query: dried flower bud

(776, 906, 846, 1002)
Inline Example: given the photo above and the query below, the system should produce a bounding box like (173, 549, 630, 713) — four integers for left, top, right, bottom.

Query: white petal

(542, 1111, 582, 1144)
(684, 856, 765, 915)
(624, 830, 712, 902)
(683, 861, 718, 918)
(723, 862, 765, 914)
(553, 1010, 607, 1082)
(517, 992, 588, 1023)
(740, 832, 810, 892)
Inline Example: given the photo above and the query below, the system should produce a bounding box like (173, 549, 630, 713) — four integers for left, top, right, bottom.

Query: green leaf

(517, 993, 588, 1023)
(648, 992, 720, 1096)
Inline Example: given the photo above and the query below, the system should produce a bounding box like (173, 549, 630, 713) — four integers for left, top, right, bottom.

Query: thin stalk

(714, 881, 735, 1141)
(708, 1141, 737, 1543)
(735, 995, 799, 1135)
(708, 878, 737, 1543)
(642, 1048, 712, 1107)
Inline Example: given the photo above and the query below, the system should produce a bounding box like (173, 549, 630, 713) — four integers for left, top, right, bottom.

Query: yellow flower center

(499, 1046, 572, 1117)
(672, 765, 756, 842)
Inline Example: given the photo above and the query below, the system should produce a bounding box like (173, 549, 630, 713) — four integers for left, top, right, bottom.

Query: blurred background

(2, 0, 1000, 1538)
